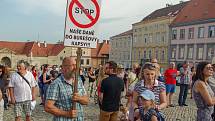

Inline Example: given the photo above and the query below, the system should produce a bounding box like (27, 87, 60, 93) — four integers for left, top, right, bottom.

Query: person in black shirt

(99, 61, 124, 121)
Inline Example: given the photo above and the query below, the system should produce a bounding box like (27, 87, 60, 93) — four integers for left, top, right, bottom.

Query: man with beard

(45, 57, 89, 121)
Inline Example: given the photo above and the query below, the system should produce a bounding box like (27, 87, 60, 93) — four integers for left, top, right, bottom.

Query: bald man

(45, 57, 89, 121)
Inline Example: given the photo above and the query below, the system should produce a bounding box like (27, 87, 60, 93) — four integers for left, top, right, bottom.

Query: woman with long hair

(0, 65, 4, 120)
(128, 63, 167, 121)
(0, 65, 10, 110)
(97, 65, 108, 107)
(133, 62, 167, 109)
(31, 66, 37, 80)
(41, 64, 52, 104)
(87, 67, 96, 97)
(192, 62, 215, 121)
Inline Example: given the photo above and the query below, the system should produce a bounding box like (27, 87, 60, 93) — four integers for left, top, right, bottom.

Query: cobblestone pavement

(3, 83, 197, 121)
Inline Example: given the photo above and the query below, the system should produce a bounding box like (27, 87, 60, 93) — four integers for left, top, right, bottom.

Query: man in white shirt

(9, 60, 37, 121)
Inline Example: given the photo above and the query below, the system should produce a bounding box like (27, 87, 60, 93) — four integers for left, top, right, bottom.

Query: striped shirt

(46, 75, 86, 121)
(134, 79, 165, 105)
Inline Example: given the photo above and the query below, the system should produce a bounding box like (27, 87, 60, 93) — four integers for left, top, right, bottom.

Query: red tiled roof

(171, 0, 215, 26)
(141, 1, 189, 22)
(97, 42, 109, 57)
(0, 41, 26, 54)
(91, 41, 110, 58)
(0, 41, 65, 57)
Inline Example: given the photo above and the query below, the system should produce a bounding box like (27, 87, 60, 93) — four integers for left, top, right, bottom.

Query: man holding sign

(45, 57, 89, 121)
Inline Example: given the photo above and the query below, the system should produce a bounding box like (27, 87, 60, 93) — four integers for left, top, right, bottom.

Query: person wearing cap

(134, 90, 158, 121)
(117, 64, 125, 80)
(133, 63, 167, 110)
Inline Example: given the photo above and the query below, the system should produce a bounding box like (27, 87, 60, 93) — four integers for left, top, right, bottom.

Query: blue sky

(0, 0, 187, 43)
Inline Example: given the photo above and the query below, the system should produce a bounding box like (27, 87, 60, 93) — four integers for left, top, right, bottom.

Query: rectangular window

(81, 59, 84, 65)
(171, 47, 176, 59)
(207, 44, 215, 59)
(134, 35, 137, 43)
(208, 26, 215, 38)
(180, 29, 185, 39)
(188, 28, 194, 39)
(187, 45, 193, 59)
(86, 59, 90, 65)
(198, 48, 203, 59)
(155, 50, 159, 60)
(144, 51, 147, 59)
(172, 30, 177, 40)
(156, 32, 160, 42)
(149, 50, 152, 59)
(149, 34, 153, 43)
(197, 44, 204, 60)
(161, 32, 166, 43)
(198, 27, 204, 38)
(144, 34, 148, 43)
(161, 50, 165, 62)
(179, 45, 185, 59)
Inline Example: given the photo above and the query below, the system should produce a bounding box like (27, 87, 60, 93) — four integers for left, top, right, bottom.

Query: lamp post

(130, 33, 133, 69)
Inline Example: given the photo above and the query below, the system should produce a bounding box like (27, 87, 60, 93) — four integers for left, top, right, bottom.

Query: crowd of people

(0, 57, 215, 121)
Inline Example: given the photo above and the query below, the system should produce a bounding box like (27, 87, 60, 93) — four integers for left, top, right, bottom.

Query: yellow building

(132, 2, 188, 70)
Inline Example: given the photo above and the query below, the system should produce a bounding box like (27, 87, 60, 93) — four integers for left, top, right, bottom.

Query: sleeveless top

(193, 81, 214, 121)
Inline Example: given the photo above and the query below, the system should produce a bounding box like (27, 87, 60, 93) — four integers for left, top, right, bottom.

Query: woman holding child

(133, 62, 167, 110)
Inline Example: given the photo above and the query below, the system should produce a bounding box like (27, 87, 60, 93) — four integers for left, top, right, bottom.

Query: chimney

(37, 41, 40, 47)
(179, 0, 184, 3)
(103, 40, 107, 44)
(166, 3, 172, 7)
(44, 41, 47, 47)
(166, 4, 170, 7)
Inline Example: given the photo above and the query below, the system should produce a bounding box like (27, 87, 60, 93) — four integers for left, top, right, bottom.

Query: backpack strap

(17, 72, 31, 89)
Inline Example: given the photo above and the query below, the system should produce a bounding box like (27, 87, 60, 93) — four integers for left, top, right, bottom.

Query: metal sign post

(72, 47, 82, 110)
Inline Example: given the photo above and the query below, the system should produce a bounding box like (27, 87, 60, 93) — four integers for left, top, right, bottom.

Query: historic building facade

(91, 40, 110, 68)
(109, 30, 133, 68)
(0, 41, 93, 69)
(132, 1, 188, 70)
(170, 0, 215, 66)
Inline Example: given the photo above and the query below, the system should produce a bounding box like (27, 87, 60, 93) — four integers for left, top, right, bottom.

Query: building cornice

(170, 18, 215, 27)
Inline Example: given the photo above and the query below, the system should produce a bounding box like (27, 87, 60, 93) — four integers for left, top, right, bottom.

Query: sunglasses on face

(206, 66, 213, 70)
(143, 63, 156, 70)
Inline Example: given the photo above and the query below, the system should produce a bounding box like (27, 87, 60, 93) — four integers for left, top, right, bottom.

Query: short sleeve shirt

(100, 74, 124, 112)
(134, 79, 165, 105)
(8, 71, 37, 102)
(46, 75, 86, 121)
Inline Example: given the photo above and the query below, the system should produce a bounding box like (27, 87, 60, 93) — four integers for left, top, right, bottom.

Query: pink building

(170, 0, 215, 66)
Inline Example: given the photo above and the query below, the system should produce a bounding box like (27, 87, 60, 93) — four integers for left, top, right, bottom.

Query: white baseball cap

(139, 90, 155, 101)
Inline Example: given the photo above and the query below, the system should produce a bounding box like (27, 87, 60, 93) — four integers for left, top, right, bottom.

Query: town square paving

(3, 84, 197, 121)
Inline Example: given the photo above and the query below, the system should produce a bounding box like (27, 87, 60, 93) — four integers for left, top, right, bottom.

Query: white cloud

(8, 0, 66, 16)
